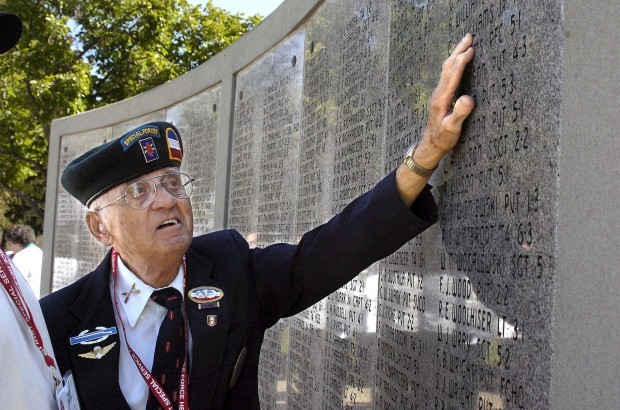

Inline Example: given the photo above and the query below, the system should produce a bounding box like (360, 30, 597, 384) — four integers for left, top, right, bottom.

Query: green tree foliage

(0, 0, 90, 231)
(0, 0, 261, 232)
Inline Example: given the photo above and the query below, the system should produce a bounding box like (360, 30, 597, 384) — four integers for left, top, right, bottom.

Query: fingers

(433, 33, 475, 113)
(453, 95, 475, 121)
(418, 35, 475, 158)
(442, 47, 474, 95)
(444, 33, 474, 70)
(437, 34, 475, 107)
(442, 95, 475, 137)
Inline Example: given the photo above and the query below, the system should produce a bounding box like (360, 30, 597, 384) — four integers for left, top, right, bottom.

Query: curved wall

(43, 0, 620, 408)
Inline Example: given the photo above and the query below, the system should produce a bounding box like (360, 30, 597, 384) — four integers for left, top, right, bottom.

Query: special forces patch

(140, 137, 159, 162)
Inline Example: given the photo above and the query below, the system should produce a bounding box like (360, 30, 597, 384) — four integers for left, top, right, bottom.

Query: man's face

(97, 167, 194, 262)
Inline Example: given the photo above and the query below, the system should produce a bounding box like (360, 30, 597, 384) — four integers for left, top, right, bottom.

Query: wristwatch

(403, 143, 437, 177)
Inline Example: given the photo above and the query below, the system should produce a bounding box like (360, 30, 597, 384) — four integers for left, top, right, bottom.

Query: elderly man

(42, 34, 475, 409)
(0, 11, 62, 409)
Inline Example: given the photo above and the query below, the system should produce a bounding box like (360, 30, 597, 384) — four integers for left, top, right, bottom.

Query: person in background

(5, 224, 44, 297)
(0, 230, 14, 257)
(42, 30, 475, 410)
(0, 11, 61, 409)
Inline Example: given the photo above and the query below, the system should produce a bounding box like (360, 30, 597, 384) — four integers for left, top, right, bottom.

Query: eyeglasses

(95, 172, 194, 211)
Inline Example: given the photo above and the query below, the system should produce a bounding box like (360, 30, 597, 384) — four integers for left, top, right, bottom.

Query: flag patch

(166, 128, 183, 161)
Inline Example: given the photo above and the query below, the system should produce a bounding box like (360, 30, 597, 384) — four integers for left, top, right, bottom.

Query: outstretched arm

(396, 33, 475, 207)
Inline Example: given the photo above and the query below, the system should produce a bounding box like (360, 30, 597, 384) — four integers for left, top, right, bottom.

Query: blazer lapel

(66, 249, 229, 408)
(67, 253, 128, 408)
(185, 248, 230, 408)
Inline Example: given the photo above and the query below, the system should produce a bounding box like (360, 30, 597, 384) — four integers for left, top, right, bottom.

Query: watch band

(403, 143, 437, 177)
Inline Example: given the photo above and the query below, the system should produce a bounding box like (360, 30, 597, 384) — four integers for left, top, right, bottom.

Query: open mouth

(158, 219, 179, 229)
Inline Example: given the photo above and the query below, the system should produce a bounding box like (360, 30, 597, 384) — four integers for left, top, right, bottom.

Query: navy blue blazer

(41, 170, 438, 409)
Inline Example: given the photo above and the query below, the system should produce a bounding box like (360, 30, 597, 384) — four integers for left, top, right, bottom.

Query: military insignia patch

(197, 301, 220, 310)
(120, 125, 160, 151)
(122, 283, 141, 303)
(166, 127, 183, 161)
(140, 137, 159, 163)
(70, 327, 117, 346)
(78, 342, 117, 360)
(188, 286, 224, 304)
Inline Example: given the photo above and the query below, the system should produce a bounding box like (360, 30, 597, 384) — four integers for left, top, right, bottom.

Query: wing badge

(78, 342, 117, 360)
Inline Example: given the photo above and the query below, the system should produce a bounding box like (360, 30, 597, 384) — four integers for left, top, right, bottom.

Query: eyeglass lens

(125, 173, 193, 209)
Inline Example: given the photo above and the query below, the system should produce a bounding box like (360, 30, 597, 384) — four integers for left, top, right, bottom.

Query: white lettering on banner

(148, 378, 170, 405)
(179, 363, 187, 409)
(130, 351, 151, 380)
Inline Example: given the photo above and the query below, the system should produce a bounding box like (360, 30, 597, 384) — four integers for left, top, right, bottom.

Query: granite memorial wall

(43, 0, 618, 408)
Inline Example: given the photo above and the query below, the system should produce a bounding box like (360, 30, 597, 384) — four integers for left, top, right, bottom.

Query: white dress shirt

(0, 258, 58, 409)
(12, 243, 43, 298)
(110, 257, 193, 410)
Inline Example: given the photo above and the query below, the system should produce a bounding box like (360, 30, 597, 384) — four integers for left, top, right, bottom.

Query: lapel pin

(70, 327, 117, 346)
(78, 342, 117, 360)
(197, 301, 220, 310)
(122, 283, 141, 303)
(188, 286, 224, 304)
(207, 315, 217, 327)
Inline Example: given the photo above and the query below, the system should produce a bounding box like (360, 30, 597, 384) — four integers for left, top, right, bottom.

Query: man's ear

(86, 211, 114, 247)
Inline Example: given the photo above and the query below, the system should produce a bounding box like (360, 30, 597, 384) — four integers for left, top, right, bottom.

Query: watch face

(404, 144, 415, 159)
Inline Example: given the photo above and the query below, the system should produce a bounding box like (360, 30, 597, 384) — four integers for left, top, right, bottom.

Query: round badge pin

(188, 286, 224, 304)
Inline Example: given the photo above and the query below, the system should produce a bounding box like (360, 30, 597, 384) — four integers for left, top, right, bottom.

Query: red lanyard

(0, 249, 62, 388)
(111, 250, 190, 410)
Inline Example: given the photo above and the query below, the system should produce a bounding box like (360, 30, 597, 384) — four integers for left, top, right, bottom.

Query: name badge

(56, 370, 81, 410)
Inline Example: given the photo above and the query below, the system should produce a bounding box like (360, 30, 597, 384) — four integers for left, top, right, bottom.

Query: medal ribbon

(0, 249, 62, 388)
(111, 249, 190, 410)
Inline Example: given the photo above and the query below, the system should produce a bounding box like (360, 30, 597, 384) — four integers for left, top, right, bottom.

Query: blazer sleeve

(248, 169, 438, 328)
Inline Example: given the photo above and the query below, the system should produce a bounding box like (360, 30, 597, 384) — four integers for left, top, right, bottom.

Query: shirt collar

(114, 256, 185, 328)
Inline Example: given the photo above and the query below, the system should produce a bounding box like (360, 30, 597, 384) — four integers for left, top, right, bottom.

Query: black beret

(62, 121, 184, 207)
(0, 12, 22, 54)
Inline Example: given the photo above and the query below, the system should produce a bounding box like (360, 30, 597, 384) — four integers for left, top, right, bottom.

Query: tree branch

(0, 179, 44, 222)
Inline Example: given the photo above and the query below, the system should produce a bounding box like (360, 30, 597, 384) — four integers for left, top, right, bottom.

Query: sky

(188, 0, 286, 17)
